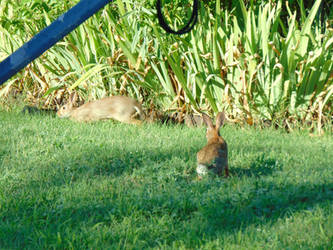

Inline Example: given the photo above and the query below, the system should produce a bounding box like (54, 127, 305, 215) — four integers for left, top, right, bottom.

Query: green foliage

(0, 0, 332, 131)
(0, 110, 332, 248)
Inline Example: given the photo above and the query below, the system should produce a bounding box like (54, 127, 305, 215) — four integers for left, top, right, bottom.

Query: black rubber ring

(156, 0, 199, 35)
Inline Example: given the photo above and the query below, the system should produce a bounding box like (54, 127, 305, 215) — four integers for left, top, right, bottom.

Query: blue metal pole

(0, 0, 112, 86)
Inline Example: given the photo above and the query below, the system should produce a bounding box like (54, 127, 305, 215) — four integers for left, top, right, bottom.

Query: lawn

(0, 109, 332, 249)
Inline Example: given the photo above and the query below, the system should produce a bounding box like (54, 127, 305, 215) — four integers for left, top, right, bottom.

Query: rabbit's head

(202, 112, 225, 143)
(57, 93, 76, 118)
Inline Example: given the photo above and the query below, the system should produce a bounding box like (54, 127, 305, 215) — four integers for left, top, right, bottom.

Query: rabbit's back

(197, 142, 227, 164)
(197, 141, 228, 176)
(70, 96, 143, 122)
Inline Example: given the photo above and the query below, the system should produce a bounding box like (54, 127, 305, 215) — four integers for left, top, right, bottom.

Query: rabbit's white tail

(196, 164, 208, 176)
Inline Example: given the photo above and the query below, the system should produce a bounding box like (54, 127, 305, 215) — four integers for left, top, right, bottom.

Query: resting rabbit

(57, 93, 144, 125)
(196, 112, 229, 178)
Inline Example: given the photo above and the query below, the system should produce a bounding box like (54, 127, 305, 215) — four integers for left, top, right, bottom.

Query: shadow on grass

(21, 105, 56, 116)
(183, 181, 333, 244)
(4, 179, 331, 248)
(54, 145, 194, 179)
(48, 145, 282, 181)
(1, 141, 332, 248)
(230, 154, 282, 178)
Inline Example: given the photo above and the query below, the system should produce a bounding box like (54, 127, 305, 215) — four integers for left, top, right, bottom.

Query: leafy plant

(0, 0, 332, 132)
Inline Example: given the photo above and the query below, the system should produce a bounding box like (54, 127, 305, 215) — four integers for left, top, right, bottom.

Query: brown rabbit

(196, 112, 229, 179)
(57, 93, 145, 125)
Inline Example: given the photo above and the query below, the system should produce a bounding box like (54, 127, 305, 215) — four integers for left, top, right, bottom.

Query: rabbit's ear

(69, 92, 77, 105)
(215, 112, 225, 129)
(202, 113, 214, 128)
(55, 97, 62, 109)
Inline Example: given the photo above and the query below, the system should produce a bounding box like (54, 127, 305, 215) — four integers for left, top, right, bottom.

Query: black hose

(156, 0, 199, 35)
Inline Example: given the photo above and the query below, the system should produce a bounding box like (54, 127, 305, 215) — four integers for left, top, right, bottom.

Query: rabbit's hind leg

(115, 114, 142, 125)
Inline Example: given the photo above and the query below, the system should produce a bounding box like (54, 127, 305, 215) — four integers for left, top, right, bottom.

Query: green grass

(0, 109, 332, 249)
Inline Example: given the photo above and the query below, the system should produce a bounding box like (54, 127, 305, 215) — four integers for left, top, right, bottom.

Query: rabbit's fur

(57, 93, 144, 125)
(196, 112, 229, 178)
